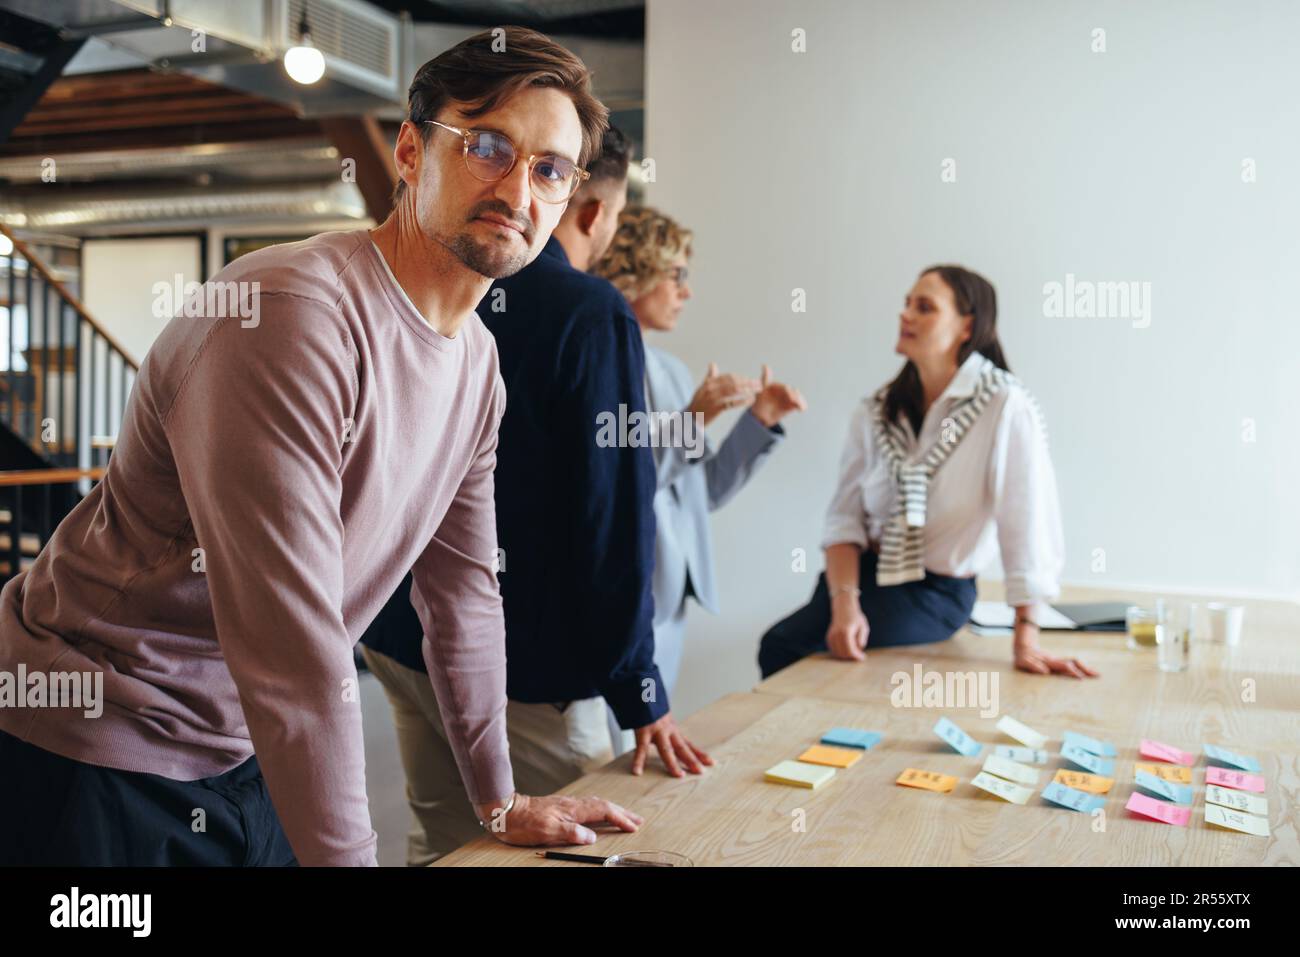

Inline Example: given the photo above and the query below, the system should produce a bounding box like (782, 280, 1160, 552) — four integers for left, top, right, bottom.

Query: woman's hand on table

(1013, 636, 1100, 678)
(826, 593, 869, 661)
(476, 793, 644, 847)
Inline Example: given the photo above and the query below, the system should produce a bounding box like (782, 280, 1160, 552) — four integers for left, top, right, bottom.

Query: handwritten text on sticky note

(1125, 791, 1191, 826)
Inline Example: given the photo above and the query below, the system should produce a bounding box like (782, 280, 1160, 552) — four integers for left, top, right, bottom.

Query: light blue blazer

(643, 344, 784, 626)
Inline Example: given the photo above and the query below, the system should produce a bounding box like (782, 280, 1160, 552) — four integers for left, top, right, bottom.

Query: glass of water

(1158, 602, 1195, 672)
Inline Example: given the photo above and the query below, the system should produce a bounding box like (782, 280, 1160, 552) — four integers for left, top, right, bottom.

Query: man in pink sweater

(0, 27, 642, 866)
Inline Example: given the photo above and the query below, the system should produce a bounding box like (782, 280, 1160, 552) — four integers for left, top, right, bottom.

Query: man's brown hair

(393, 26, 609, 204)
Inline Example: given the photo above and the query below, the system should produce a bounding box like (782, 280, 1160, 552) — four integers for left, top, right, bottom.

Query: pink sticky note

(1126, 791, 1192, 826)
(1206, 766, 1266, 793)
(1138, 738, 1195, 766)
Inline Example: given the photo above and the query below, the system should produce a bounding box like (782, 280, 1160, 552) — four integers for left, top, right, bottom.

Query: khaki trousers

(361, 645, 614, 866)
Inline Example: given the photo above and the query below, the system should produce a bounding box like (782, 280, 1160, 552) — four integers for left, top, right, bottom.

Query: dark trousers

(758, 549, 978, 678)
(0, 729, 296, 866)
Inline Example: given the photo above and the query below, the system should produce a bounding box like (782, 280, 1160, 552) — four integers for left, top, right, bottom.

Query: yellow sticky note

(1135, 762, 1193, 785)
(1204, 803, 1269, 837)
(798, 745, 862, 768)
(765, 760, 835, 789)
(896, 768, 957, 793)
(983, 753, 1041, 787)
(970, 771, 1034, 805)
(995, 715, 1049, 749)
(1053, 769, 1114, 794)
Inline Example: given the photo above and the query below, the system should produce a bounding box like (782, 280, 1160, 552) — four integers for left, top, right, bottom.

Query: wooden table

(435, 587, 1298, 866)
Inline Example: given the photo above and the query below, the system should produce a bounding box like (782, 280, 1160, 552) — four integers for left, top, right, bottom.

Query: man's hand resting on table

(474, 794, 644, 846)
(631, 712, 714, 777)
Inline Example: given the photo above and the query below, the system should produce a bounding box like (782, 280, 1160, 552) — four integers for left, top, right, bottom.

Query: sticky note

(995, 745, 1048, 764)
(1138, 739, 1195, 766)
(1053, 769, 1114, 794)
(798, 745, 862, 768)
(821, 728, 882, 750)
(896, 768, 958, 793)
(1134, 770, 1193, 806)
(1204, 803, 1269, 837)
(1134, 762, 1193, 785)
(1041, 780, 1106, 813)
(1205, 766, 1266, 793)
(764, 760, 835, 789)
(1125, 791, 1191, 826)
(933, 717, 982, 756)
(1060, 743, 1115, 777)
(982, 753, 1041, 787)
(1203, 744, 1262, 773)
(970, 771, 1034, 805)
(995, 715, 1048, 749)
(1205, 784, 1267, 816)
(1061, 730, 1117, 757)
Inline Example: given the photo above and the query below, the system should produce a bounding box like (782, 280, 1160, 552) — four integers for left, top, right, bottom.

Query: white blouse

(821, 353, 1064, 611)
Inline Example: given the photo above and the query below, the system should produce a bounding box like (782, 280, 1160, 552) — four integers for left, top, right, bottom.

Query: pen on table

(535, 851, 672, 866)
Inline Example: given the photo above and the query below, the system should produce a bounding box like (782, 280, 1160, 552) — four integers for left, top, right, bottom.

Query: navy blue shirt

(360, 237, 665, 729)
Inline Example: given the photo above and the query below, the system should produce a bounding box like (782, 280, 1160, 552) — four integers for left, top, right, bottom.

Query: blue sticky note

(1135, 770, 1194, 806)
(933, 717, 982, 757)
(1061, 743, 1115, 777)
(1204, 743, 1261, 773)
(1062, 730, 1117, 757)
(821, 728, 882, 750)
(1042, 780, 1106, 813)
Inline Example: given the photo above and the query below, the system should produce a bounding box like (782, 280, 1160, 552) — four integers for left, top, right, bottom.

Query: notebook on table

(969, 601, 1131, 634)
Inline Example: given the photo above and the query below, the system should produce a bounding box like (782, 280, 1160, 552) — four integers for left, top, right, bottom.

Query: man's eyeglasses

(425, 120, 589, 204)
(667, 265, 689, 285)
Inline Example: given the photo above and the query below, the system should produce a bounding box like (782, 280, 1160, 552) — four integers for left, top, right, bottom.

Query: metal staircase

(0, 220, 134, 584)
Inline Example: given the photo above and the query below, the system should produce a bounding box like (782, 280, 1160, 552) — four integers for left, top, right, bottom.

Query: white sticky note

(995, 745, 1049, 765)
(995, 715, 1048, 749)
(1204, 803, 1269, 837)
(1205, 784, 1268, 817)
(971, 771, 1034, 805)
(982, 753, 1041, 787)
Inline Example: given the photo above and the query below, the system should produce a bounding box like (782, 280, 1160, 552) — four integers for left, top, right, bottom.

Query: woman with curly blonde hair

(592, 205, 806, 747)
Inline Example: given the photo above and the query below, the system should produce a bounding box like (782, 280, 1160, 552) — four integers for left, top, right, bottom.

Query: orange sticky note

(1053, 769, 1114, 794)
(798, 745, 862, 768)
(1135, 762, 1193, 785)
(896, 768, 957, 793)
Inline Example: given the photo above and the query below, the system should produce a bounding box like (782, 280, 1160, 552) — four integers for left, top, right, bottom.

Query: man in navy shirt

(361, 127, 712, 865)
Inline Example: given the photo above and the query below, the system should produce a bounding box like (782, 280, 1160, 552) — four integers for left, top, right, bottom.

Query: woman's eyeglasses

(425, 120, 589, 204)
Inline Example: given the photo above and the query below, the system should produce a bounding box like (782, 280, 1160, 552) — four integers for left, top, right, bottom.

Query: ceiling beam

(319, 116, 395, 224)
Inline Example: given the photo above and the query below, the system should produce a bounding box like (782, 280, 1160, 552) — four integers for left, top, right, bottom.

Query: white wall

(82, 236, 203, 364)
(643, 0, 1300, 713)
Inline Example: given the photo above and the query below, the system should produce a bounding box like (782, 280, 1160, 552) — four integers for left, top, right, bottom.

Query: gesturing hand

(687, 362, 761, 426)
(750, 363, 808, 427)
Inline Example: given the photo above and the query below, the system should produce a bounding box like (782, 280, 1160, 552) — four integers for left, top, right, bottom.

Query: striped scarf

(871, 357, 1033, 587)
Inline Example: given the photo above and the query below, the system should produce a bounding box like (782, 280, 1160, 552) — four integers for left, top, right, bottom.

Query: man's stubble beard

(446, 230, 531, 280)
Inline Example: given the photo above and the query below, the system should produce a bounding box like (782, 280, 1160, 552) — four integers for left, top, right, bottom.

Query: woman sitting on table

(758, 264, 1098, 680)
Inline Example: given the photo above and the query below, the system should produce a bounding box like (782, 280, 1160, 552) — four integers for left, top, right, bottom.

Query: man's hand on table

(631, 712, 714, 777)
(474, 794, 644, 847)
